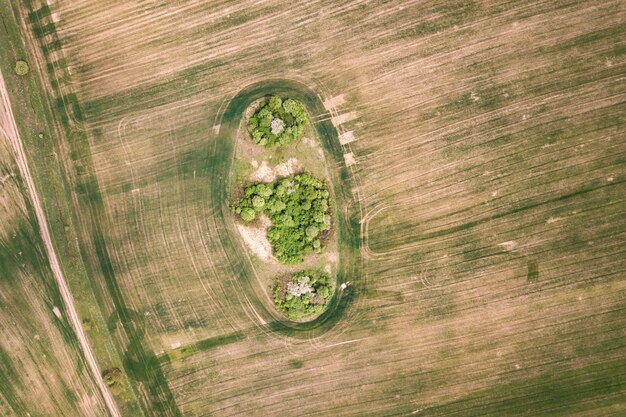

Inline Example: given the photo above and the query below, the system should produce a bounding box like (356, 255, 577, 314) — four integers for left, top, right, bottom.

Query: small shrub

(273, 271, 334, 320)
(101, 367, 125, 395)
(14, 60, 29, 76)
(248, 96, 308, 148)
(289, 359, 304, 369)
(235, 173, 331, 265)
(240, 207, 256, 222)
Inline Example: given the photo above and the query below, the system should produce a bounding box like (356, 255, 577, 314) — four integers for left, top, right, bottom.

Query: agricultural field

(0, 72, 108, 415)
(1, 0, 625, 416)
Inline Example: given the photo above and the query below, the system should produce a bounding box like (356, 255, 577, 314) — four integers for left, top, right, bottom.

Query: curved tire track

(212, 79, 364, 338)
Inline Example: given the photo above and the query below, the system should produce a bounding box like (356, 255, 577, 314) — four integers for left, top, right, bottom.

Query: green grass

(161, 332, 245, 364)
(0, 1, 146, 415)
(527, 260, 539, 282)
(420, 359, 626, 416)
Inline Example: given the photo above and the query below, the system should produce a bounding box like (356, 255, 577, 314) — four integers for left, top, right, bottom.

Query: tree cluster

(248, 96, 308, 148)
(235, 173, 331, 265)
(273, 271, 334, 320)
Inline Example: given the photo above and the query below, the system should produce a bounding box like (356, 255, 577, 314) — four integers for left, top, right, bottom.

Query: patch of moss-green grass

(14, 60, 29, 75)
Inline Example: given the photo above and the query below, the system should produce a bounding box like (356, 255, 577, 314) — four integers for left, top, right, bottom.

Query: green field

(1, 0, 625, 415)
(0, 48, 108, 415)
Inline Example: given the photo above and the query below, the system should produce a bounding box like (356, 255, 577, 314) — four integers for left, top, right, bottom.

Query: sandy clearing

(236, 214, 275, 262)
(274, 158, 302, 178)
(249, 160, 273, 183)
(339, 131, 356, 145)
(0, 70, 121, 417)
(344, 152, 356, 166)
(331, 111, 358, 126)
(547, 217, 563, 224)
(249, 157, 302, 183)
(323, 94, 346, 111)
(302, 137, 317, 147)
(497, 241, 519, 252)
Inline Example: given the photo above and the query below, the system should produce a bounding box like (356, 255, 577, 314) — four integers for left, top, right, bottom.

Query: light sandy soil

(274, 158, 302, 178)
(339, 130, 356, 145)
(331, 111, 358, 126)
(249, 157, 303, 183)
(236, 214, 275, 262)
(323, 94, 346, 111)
(0, 70, 121, 417)
(344, 152, 356, 166)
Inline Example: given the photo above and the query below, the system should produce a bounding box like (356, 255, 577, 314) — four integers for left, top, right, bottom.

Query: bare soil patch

(249, 157, 302, 183)
(236, 214, 275, 263)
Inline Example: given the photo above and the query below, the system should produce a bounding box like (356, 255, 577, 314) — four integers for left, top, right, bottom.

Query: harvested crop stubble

(22, 0, 626, 414)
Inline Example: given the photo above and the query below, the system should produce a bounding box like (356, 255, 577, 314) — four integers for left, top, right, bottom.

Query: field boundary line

(0, 69, 121, 417)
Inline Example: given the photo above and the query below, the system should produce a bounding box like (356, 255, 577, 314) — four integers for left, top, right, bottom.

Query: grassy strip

(420, 358, 626, 416)
(8, 2, 184, 414)
(159, 332, 246, 364)
(0, 2, 147, 415)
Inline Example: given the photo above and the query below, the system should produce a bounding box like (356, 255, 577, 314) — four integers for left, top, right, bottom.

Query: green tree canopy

(273, 271, 334, 320)
(235, 173, 332, 264)
(247, 96, 308, 148)
(240, 208, 256, 222)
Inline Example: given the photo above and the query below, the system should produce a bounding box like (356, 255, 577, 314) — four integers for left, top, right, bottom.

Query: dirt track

(0, 70, 121, 417)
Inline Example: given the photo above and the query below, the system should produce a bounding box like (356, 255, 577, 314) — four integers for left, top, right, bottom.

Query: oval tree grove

(213, 80, 362, 335)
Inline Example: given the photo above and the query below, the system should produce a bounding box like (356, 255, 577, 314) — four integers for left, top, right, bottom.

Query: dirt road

(0, 70, 121, 417)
